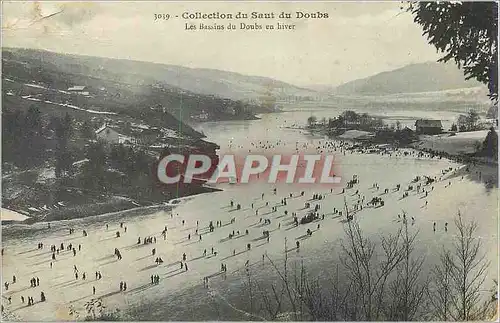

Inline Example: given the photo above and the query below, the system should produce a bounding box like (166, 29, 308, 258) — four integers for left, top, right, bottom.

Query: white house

(67, 85, 90, 96)
(191, 110, 209, 121)
(95, 125, 121, 144)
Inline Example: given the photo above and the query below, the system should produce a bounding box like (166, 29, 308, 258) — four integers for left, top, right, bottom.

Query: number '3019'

(154, 14, 170, 21)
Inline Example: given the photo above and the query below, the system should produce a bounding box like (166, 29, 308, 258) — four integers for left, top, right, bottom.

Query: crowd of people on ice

(1, 137, 485, 319)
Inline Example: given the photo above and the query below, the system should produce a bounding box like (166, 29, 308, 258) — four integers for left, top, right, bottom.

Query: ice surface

(1, 112, 497, 321)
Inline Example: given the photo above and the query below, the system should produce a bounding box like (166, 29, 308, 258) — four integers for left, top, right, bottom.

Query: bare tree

(242, 265, 254, 314)
(385, 216, 428, 320)
(264, 238, 303, 320)
(254, 277, 285, 320)
(245, 239, 300, 320)
(427, 250, 454, 320)
(240, 212, 495, 322)
(300, 263, 354, 320)
(428, 212, 492, 320)
(339, 219, 405, 320)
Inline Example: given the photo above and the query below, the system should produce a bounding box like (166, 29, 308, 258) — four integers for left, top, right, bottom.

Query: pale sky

(1, 1, 442, 87)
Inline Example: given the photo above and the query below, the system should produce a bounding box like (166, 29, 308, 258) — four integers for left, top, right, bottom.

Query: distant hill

(3, 47, 316, 103)
(332, 62, 483, 95)
(2, 47, 269, 122)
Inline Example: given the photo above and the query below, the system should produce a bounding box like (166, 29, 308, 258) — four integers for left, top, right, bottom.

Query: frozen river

(1, 108, 498, 321)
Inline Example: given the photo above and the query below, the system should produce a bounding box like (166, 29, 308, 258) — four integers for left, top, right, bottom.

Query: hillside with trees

(2, 48, 264, 122)
(1, 49, 232, 223)
(3, 47, 315, 107)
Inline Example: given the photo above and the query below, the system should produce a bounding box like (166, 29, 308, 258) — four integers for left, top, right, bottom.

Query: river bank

(1, 184, 221, 226)
(303, 124, 497, 168)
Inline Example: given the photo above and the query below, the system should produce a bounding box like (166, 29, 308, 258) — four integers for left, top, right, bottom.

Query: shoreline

(302, 127, 498, 166)
(1, 185, 222, 227)
(5, 127, 496, 228)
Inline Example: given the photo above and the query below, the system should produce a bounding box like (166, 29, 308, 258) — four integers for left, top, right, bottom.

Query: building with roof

(415, 119, 442, 135)
(95, 124, 138, 145)
(95, 125, 121, 144)
(67, 85, 90, 96)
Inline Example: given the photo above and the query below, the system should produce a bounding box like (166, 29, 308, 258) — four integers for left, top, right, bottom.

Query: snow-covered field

(2, 111, 498, 321)
(1, 209, 29, 222)
(415, 130, 495, 155)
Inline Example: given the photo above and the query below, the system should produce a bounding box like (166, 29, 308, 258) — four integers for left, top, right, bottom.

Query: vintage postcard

(1, 1, 498, 321)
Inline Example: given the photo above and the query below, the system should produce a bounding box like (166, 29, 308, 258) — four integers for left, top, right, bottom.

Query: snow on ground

(36, 169, 56, 183)
(337, 86, 491, 104)
(24, 84, 48, 90)
(2, 111, 498, 321)
(72, 159, 89, 167)
(161, 128, 180, 139)
(61, 103, 117, 115)
(338, 129, 373, 140)
(131, 123, 150, 130)
(1, 209, 29, 222)
(415, 130, 494, 155)
(1, 140, 497, 321)
(17, 95, 117, 115)
(24, 83, 70, 94)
